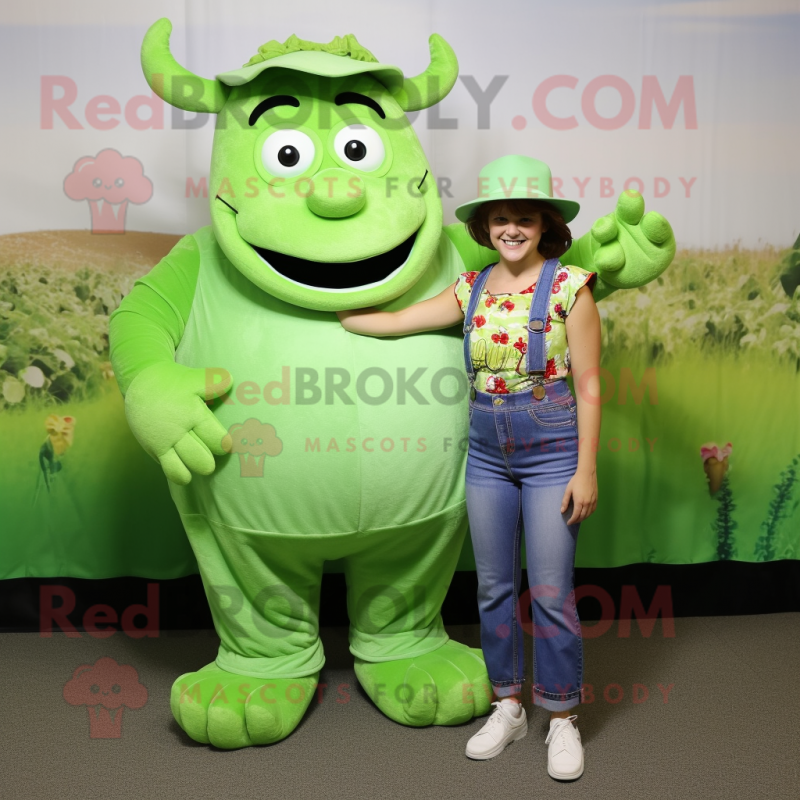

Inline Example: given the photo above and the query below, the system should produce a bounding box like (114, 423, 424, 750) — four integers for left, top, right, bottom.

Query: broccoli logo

(224, 418, 283, 477)
(64, 149, 153, 234)
(63, 657, 148, 738)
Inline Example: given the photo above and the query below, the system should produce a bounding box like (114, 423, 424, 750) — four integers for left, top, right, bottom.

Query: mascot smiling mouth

(248, 232, 418, 291)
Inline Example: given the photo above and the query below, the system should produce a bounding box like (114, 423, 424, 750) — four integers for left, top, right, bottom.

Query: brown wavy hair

(466, 199, 572, 259)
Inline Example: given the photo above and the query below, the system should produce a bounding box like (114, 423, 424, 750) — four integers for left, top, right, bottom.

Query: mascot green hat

(217, 34, 405, 91)
(141, 21, 457, 115)
(455, 155, 580, 224)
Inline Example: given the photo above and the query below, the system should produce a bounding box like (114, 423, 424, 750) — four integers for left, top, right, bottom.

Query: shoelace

(484, 701, 519, 730)
(545, 714, 578, 747)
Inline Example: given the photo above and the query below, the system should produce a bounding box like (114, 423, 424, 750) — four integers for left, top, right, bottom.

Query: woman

(338, 155, 601, 780)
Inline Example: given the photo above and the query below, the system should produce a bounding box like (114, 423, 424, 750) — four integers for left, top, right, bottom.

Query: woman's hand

(561, 467, 597, 525)
(565, 279, 601, 524)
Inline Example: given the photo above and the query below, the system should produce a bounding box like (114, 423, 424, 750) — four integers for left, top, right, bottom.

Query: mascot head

(142, 19, 458, 311)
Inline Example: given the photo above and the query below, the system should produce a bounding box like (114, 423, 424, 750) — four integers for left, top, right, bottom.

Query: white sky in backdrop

(1, 0, 798, 248)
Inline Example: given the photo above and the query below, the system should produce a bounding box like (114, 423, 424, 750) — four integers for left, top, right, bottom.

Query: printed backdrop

(1, 0, 799, 579)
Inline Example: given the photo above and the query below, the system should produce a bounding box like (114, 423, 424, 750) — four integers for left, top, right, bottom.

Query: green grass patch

(0, 385, 196, 580)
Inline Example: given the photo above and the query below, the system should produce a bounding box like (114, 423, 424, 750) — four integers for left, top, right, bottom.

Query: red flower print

(457, 297, 463, 309)
(513, 337, 527, 354)
(551, 282, 561, 295)
(485, 296, 497, 308)
(474, 315, 486, 328)
(464, 271, 479, 286)
(486, 376, 509, 394)
(544, 357, 558, 379)
(554, 302, 566, 320)
(500, 300, 515, 312)
(520, 282, 537, 295)
(557, 271, 569, 283)
(491, 332, 510, 345)
(545, 314, 552, 333)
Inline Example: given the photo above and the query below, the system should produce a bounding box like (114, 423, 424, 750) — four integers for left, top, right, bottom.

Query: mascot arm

(109, 235, 232, 485)
(564, 190, 676, 302)
(109, 236, 196, 396)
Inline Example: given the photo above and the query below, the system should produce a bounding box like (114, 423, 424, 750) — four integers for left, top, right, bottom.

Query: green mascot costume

(109, 18, 675, 749)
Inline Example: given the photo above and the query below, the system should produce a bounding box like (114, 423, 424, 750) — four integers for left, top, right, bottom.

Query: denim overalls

(462, 260, 583, 711)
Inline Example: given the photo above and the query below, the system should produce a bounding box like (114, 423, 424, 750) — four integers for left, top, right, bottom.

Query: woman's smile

(488, 207, 548, 266)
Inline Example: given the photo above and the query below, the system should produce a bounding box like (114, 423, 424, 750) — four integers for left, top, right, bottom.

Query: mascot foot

(170, 664, 318, 748)
(354, 640, 492, 727)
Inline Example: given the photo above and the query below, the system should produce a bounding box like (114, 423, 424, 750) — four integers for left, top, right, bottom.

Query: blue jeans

(466, 379, 583, 711)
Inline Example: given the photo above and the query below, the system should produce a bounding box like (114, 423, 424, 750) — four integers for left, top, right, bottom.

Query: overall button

(493, 397, 504, 406)
(533, 385, 546, 400)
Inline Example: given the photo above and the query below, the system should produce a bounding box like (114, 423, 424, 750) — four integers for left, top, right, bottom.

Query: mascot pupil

(110, 19, 674, 749)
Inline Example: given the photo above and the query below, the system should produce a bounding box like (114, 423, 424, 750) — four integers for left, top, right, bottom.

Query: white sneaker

(545, 715, 584, 780)
(465, 701, 528, 760)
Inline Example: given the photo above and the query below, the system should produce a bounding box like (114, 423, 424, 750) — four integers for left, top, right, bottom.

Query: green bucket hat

(216, 33, 404, 89)
(455, 155, 580, 224)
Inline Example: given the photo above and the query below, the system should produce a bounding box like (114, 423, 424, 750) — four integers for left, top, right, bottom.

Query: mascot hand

(124, 362, 232, 485)
(577, 190, 676, 296)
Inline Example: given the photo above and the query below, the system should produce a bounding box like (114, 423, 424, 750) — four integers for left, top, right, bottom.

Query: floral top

(454, 264, 597, 394)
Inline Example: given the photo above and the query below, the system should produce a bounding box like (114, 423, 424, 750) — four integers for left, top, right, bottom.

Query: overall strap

(462, 265, 495, 388)
(525, 258, 561, 375)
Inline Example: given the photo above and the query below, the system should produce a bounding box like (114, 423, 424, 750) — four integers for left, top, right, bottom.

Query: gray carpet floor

(1, 613, 798, 800)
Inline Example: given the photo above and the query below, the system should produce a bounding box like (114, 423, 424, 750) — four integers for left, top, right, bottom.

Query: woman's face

(486, 205, 548, 264)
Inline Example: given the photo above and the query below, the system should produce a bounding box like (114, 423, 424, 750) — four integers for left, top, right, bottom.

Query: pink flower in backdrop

(700, 441, 733, 495)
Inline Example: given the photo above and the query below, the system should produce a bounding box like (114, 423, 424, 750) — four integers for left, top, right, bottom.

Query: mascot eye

(114, 178, 125, 188)
(278, 147, 299, 167)
(333, 125, 385, 172)
(112, 684, 121, 694)
(261, 130, 315, 177)
(92, 178, 102, 188)
(343, 141, 367, 161)
(90, 684, 100, 694)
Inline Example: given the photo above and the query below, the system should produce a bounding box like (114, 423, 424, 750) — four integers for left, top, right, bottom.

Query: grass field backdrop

(2, 233, 799, 578)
